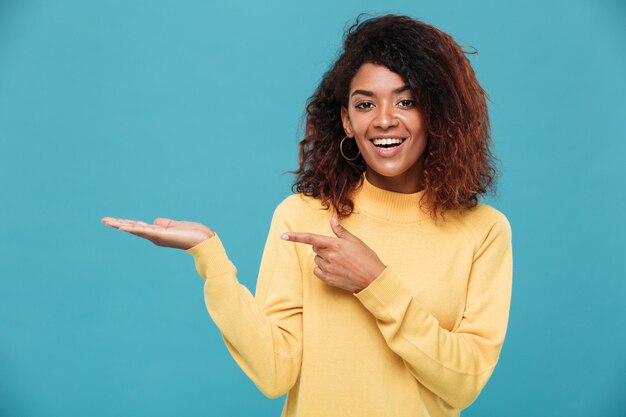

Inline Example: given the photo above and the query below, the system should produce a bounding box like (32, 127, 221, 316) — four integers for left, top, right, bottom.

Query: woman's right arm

(184, 202, 303, 398)
(101, 200, 304, 398)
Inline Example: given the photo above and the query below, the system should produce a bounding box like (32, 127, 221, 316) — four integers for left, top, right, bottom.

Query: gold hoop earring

(340, 136, 361, 161)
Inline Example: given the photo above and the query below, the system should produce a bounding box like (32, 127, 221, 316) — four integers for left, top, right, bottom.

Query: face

(341, 63, 428, 193)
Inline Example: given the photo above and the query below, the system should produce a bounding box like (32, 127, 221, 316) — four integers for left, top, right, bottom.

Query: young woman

(102, 14, 513, 417)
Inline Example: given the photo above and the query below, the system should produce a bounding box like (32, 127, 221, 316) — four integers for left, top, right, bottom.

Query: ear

(340, 106, 353, 138)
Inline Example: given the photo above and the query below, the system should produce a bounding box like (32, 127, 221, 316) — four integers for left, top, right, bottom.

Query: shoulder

(460, 203, 511, 231)
(270, 192, 331, 226)
(273, 193, 327, 215)
(453, 203, 513, 252)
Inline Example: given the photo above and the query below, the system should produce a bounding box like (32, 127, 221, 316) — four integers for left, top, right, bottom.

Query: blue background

(1, 0, 625, 416)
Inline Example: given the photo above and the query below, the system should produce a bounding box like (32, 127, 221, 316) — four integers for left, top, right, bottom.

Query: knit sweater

(185, 173, 513, 417)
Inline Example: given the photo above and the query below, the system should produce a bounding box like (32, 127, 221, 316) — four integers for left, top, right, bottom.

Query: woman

(102, 14, 513, 417)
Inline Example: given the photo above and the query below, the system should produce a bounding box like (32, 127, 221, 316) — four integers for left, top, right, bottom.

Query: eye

(398, 99, 415, 107)
(355, 102, 374, 110)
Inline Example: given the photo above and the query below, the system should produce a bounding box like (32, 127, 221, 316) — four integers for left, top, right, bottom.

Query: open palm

(101, 217, 214, 250)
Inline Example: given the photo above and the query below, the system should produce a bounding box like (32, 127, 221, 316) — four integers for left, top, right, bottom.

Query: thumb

(154, 218, 179, 227)
(330, 217, 357, 241)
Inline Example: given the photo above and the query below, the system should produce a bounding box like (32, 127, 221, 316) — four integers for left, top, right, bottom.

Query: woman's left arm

(354, 215, 513, 410)
(284, 214, 512, 410)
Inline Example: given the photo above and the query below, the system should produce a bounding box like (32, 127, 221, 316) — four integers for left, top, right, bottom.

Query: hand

(101, 217, 215, 250)
(281, 217, 385, 293)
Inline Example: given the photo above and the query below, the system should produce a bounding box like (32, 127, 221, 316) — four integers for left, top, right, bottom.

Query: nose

(373, 102, 398, 129)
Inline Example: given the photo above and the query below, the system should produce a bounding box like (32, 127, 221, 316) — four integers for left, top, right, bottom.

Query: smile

(370, 137, 406, 148)
(368, 137, 408, 157)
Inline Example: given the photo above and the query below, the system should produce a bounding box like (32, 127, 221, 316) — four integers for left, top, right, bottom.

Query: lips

(368, 136, 407, 157)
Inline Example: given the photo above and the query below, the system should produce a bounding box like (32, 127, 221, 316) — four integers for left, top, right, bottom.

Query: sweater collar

(353, 172, 429, 223)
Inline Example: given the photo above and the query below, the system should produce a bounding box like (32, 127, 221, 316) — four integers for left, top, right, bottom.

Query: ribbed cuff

(184, 234, 235, 280)
(353, 266, 413, 320)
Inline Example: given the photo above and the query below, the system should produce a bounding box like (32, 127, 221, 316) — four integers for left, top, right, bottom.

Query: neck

(354, 172, 429, 223)
(364, 163, 424, 194)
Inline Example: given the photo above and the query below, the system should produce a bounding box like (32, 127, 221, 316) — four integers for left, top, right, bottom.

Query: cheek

(400, 113, 424, 132)
(354, 138, 371, 154)
(349, 114, 370, 136)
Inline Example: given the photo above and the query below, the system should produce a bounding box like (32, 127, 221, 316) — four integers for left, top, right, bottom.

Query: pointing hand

(281, 217, 385, 293)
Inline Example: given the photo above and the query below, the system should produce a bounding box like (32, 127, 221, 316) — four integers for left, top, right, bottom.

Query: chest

(300, 214, 474, 331)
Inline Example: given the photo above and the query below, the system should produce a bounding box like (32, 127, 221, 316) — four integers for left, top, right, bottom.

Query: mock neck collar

(352, 172, 429, 223)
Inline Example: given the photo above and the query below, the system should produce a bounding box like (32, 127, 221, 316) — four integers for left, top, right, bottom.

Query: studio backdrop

(0, 1, 624, 416)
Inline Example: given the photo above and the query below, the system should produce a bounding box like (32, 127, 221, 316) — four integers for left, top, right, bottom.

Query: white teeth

(372, 138, 404, 146)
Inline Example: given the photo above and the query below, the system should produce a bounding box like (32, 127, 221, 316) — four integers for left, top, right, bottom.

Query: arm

(353, 215, 513, 409)
(185, 203, 303, 398)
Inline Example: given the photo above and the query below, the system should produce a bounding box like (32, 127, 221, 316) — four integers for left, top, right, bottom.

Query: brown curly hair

(291, 14, 499, 221)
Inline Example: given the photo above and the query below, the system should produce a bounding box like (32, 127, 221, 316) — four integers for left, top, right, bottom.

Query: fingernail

(331, 217, 339, 226)
(281, 234, 289, 240)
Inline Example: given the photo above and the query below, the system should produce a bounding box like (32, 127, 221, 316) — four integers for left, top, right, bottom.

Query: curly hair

(291, 14, 498, 221)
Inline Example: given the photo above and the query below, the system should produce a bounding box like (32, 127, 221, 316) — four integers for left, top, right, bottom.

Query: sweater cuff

(353, 266, 413, 319)
(184, 234, 235, 280)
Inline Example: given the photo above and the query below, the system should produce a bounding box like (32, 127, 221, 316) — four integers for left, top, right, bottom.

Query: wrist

(360, 263, 386, 292)
(184, 232, 215, 251)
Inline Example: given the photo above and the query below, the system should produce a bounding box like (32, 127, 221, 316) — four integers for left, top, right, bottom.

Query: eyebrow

(350, 85, 411, 98)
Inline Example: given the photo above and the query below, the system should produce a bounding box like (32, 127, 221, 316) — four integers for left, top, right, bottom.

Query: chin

(367, 163, 411, 178)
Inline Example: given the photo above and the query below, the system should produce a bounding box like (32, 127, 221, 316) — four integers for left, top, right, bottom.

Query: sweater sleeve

(353, 214, 513, 410)
(184, 203, 303, 398)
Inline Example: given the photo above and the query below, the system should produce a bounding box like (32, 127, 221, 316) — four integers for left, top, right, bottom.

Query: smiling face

(341, 63, 428, 193)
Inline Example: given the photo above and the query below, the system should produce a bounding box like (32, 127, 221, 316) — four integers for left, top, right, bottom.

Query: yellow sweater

(185, 173, 513, 417)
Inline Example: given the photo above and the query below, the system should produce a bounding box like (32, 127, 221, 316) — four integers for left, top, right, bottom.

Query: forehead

(349, 63, 407, 91)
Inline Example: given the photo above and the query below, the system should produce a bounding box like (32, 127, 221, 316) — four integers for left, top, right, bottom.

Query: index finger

(281, 232, 336, 248)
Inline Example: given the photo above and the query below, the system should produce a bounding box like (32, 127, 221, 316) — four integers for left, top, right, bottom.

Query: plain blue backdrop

(1, 0, 625, 416)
